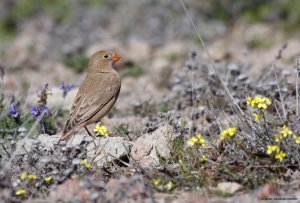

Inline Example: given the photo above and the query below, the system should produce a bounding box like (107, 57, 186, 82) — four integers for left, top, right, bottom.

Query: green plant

(122, 62, 144, 77)
(63, 54, 89, 73)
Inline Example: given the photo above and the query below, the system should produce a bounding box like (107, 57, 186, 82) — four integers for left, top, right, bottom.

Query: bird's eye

(103, 55, 109, 59)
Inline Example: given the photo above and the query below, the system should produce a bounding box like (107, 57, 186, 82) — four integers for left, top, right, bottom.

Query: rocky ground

(1, 1, 300, 203)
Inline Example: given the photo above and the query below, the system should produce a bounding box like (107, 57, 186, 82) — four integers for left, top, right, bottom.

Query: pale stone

(130, 125, 175, 167)
(87, 136, 134, 167)
(217, 182, 242, 194)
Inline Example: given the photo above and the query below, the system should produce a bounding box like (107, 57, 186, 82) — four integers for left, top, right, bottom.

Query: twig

(179, 0, 252, 135)
(296, 55, 299, 116)
(274, 100, 284, 123)
(92, 139, 109, 162)
(122, 143, 150, 177)
(179, 0, 236, 109)
(106, 151, 119, 171)
(107, 152, 132, 167)
(190, 54, 196, 135)
(274, 63, 286, 119)
(275, 43, 287, 60)
(0, 76, 3, 94)
(1, 143, 10, 157)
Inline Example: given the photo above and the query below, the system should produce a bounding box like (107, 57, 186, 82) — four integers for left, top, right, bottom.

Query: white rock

(130, 124, 175, 167)
(217, 182, 242, 194)
(16, 134, 133, 168)
(38, 134, 61, 149)
(87, 137, 134, 167)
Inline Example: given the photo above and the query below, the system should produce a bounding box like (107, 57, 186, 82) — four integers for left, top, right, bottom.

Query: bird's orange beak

(112, 53, 121, 63)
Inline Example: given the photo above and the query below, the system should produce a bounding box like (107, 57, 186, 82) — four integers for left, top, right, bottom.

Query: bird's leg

(84, 126, 91, 135)
(84, 126, 95, 139)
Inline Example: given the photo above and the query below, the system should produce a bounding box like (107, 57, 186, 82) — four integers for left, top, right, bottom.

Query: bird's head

(88, 50, 121, 73)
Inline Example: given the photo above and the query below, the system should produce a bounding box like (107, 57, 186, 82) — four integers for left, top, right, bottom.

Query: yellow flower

(280, 125, 292, 138)
(264, 98, 271, 106)
(94, 125, 109, 137)
(275, 151, 286, 162)
(154, 179, 161, 186)
(80, 158, 91, 169)
(85, 163, 91, 169)
(15, 189, 26, 196)
(187, 137, 198, 147)
(220, 134, 226, 140)
(94, 125, 101, 132)
(20, 172, 27, 180)
(257, 98, 267, 109)
(248, 96, 271, 109)
(293, 135, 300, 144)
(246, 97, 252, 106)
(80, 159, 87, 165)
(220, 130, 227, 140)
(274, 134, 283, 143)
(267, 145, 280, 154)
(251, 96, 260, 108)
(166, 181, 173, 191)
(221, 130, 228, 136)
(253, 113, 261, 122)
(44, 176, 52, 184)
(27, 174, 37, 180)
(220, 127, 237, 140)
(227, 127, 237, 136)
(200, 155, 207, 162)
(197, 134, 205, 146)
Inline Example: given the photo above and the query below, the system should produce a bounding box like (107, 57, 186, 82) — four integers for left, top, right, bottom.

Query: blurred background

(0, 0, 300, 107)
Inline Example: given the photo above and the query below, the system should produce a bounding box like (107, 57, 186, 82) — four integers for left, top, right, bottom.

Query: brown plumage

(59, 50, 121, 142)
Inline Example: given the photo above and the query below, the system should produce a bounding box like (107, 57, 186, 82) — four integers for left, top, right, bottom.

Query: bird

(59, 50, 121, 143)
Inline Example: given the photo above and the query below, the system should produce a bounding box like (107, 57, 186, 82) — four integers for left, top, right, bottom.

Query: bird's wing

(62, 73, 120, 136)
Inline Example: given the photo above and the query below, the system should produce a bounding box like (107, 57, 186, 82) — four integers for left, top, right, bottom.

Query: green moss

(112, 124, 129, 138)
(246, 35, 272, 50)
(11, 0, 73, 23)
(21, 82, 31, 91)
(63, 55, 89, 73)
(82, 0, 111, 9)
(9, 66, 23, 73)
(166, 53, 178, 61)
(190, 33, 201, 44)
(278, 1, 300, 32)
(122, 62, 144, 78)
(0, 17, 17, 41)
(241, 3, 271, 23)
(42, 116, 57, 135)
(157, 103, 169, 113)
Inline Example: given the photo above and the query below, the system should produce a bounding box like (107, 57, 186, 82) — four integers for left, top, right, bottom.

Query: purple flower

(60, 82, 65, 90)
(68, 83, 73, 92)
(9, 103, 18, 117)
(30, 105, 48, 119)
(37, 91, 40, 98)
(60, 82, 73, 94)
(45, 83, 49, 89)
(41, 106, 49, 115)
(30, 106, 39, 117)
